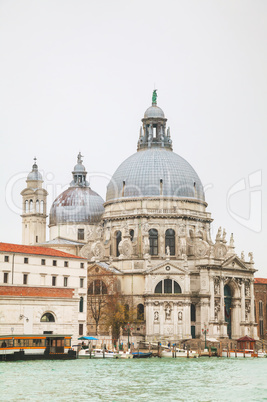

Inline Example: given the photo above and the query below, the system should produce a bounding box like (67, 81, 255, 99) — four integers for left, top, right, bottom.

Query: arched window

(224, 284, 232, 338)
(137, 304, 144, 320)
(36, 200, 39, 213)
(25, 200, 28, 213)
(29, 199, 33, 212)
(88, 280, 107, 295)
(165, 229, 175, 255)
(79, 297, 84, 313)
(124, 304, 129, 321)
(40, 313, 55, 322)
(154, 280, 181, 294)
(164, 279, 172, 293)
(191, 304, 196, 322)
(130, 230, 134, 242)
(149, 229, 158, 255)
(259, 301, 263, 317)
(155, 281, 162, 293)
(40, 200, 44, 213)
(116, 231, 122, 257)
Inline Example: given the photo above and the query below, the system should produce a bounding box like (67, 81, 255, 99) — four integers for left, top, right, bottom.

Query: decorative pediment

(221, 255, 249, 270)
(144, 261, 188, 275)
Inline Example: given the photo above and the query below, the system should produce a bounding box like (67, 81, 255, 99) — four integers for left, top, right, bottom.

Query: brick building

(254, 278, 267, 340)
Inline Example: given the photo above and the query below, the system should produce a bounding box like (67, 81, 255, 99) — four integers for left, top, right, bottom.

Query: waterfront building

(0, 242, 86, 343)
(254, 278, 267, 340)
(20, 92, 259, 342)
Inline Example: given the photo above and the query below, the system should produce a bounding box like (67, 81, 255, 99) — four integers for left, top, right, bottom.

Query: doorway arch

(224, 284, 232, 339)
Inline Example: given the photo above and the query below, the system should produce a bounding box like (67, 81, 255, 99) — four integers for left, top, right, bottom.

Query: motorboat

(114, 350, 133, 359)
(132, 352, 152, 358)
(222, 349, 261, 358)
(161, 348, 199, 358)
(93, 349, 117, 358)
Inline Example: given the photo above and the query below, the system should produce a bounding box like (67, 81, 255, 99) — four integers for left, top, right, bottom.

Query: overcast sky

(0, 0, 266, 276)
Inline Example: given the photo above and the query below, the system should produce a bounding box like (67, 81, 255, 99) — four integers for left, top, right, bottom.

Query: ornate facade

(22, 92, 259, 342)
(79, 94, 258, 341)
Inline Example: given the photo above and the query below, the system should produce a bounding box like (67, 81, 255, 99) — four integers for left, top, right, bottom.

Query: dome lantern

(138, 90, 172, 151)
(70, 152, 89, 187)
(26, 157, 43, 183)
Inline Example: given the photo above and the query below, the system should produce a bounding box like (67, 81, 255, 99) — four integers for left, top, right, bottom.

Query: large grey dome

(49, 187, 104, 226)
(106, 148, 205, 202)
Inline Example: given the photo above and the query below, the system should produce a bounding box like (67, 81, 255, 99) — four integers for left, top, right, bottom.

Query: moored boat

(161, 348, 199, 358)
(78, 348, 117, 358)
(114, 350, 133, 359)
(132, 352, 152, 358)
(0, 334, 76, 361)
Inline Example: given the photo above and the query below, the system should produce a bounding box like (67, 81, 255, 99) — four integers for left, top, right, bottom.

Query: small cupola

(138, 90, 172, 151)
(70, 152, 89, 187)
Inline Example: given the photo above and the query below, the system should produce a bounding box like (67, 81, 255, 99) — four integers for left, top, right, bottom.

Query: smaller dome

(27, 160, 43, 181)
(144, 105, 165, 119)
(73, 163, 86, 172)
(49, 187, 104, 226)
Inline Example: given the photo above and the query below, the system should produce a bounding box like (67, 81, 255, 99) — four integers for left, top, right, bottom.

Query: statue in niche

(214, 277, 220, 295)
(166, 246, 170, 257)
(245, 301, 251, 321)
(178, 311, 182, 321)
(245, 281, 250, 297)
(165, 303, 172, 320)
(214, 299, 220, 320)
(154, 311, 159, 321)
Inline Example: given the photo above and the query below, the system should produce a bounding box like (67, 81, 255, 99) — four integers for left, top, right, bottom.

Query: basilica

(19, 92, 258, 342)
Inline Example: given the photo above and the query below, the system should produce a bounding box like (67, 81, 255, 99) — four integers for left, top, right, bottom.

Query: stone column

(159, 302, 164, 337)
(220, 279, 224, 322)
(145, 301, 152, 338)
(250, 281, 255, 322)
(241, 282, 245, 322)
(173, 302, 178, 337)
(184, 302, 191, 338)
(210, 277, 215, 321)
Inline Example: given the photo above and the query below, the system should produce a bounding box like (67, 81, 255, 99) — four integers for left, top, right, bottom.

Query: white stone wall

(0, 251, 87, 345)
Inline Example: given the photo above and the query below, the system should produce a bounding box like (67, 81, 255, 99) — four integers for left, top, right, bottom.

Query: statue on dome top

(152, 89, 157, 104)
(77, 152, 83, 164)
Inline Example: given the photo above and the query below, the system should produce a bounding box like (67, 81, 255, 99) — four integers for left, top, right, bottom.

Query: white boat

(161, 348, 199, 358)
(93, 349, 117, 358)
(114, 350, 133, 359)
(78, 348, 117, 358)
(221, 349, 258, 358)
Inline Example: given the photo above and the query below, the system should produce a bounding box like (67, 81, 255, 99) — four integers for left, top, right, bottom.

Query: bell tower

(21, 158, 48, 245)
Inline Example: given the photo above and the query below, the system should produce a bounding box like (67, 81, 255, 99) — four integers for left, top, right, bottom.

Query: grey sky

(0, 0, 266, 276)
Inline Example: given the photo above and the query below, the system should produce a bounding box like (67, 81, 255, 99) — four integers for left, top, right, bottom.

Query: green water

(0, 358, 266, 401)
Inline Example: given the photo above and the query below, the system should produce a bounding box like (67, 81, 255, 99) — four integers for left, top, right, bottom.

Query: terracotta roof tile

(0, 242, 85, 259)
(254, 278, 267, 284)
